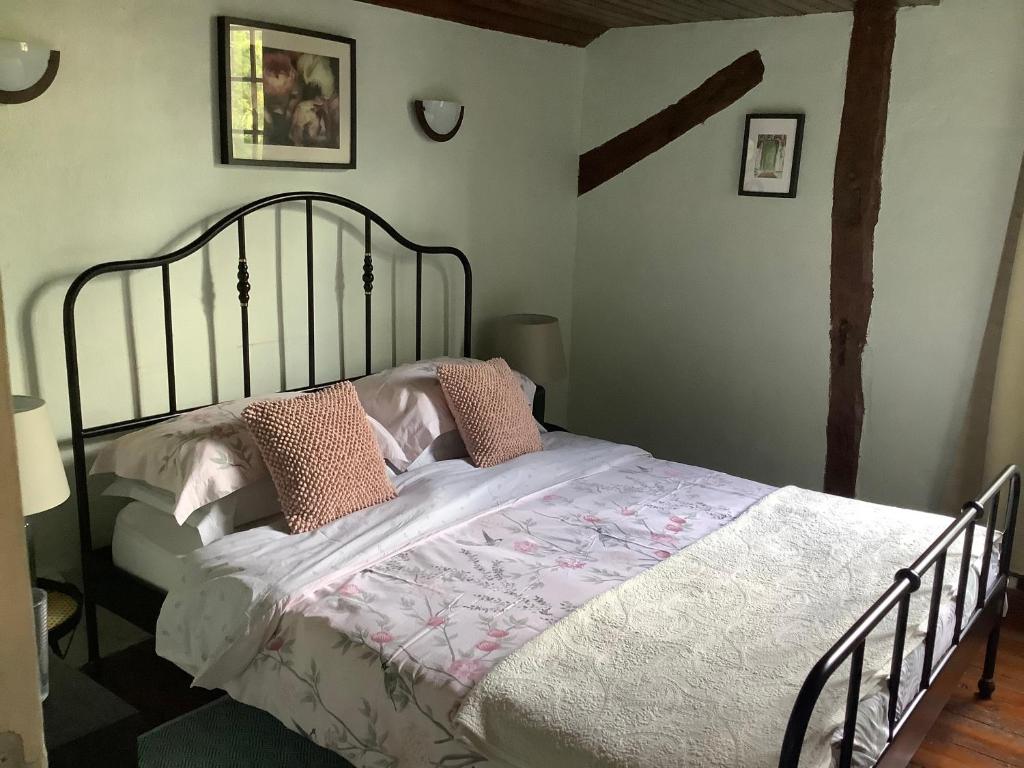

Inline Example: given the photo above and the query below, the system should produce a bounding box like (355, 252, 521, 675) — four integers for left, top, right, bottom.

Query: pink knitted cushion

(241, 382, 396, 534)
(436, 358, 542, 468)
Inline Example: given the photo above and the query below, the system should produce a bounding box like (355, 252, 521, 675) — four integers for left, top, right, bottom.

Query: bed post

(363, 217, 373, 376)
(63, 276, 101, 663)
(532, 385, 546, 424)
(979, 471, 1020, 699)
(978, 625, 1001, 699)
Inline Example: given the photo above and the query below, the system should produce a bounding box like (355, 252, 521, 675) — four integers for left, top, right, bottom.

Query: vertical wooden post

(824, 0, 898, 496)
(0, 283, 47, 767)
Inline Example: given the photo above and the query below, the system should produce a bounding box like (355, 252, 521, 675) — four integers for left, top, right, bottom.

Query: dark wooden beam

(823, 0, 897, 496)
(353, 0, 606, 46)
(577, 50, 764, 195)
(355, 1, 939, 47)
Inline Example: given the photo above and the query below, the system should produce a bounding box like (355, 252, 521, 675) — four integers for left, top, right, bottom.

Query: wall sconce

(414, 99, 464, 142)
(0, 39, 60, 104)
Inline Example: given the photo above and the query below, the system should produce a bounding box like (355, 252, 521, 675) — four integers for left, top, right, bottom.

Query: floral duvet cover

(157, 433, 771, 768)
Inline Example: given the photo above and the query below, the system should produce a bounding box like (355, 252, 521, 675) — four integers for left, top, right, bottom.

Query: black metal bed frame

(61, 192, 1018, 768)
(63, 192, 472, 663)
(779, 466, 1019, 767)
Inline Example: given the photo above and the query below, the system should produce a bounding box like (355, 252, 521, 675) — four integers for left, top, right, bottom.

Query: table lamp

(494, 314, 567, 423)
(13, 396, 70, 582)
(494, 314, 567, 385)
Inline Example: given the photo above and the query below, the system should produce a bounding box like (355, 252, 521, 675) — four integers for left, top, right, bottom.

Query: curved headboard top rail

(62, 192, 471, 298)
(63, 191, 472, 428)
(62, 191, 472, 661)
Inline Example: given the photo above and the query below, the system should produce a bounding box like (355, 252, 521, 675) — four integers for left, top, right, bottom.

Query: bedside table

(44, 653, 143, 768)
(36, 578, 83, 658)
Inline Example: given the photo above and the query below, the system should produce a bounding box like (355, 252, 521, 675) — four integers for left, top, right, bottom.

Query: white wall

(2, 0, 583, 571)
(6, 0, 1023, 578)
(571, 0, 1024, 510)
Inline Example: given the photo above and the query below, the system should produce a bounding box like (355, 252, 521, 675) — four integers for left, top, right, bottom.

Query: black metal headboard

(62, 191, 472, 660)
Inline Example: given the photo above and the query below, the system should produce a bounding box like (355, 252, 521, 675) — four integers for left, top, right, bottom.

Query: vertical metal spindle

(838, 642, 866, 768)
(306, 200, 315, 387)
(999, 475, 1021, 576)
(415, 251, 422, 360)
(920, 553, 947, 690)
(161, 264, 176, 412)
(363, 216, 373, 375)
(887, 582, 915, 736)
(463, 261, 473, 356)
(237, 219, 251, 397)
(977, 491, 999, 611)
(954, 505, 978, 642)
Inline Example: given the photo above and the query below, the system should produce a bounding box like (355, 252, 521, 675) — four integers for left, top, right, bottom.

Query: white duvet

(156, 433, 993, 768)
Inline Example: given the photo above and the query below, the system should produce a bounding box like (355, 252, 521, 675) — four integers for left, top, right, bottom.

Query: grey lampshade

(13, 396, 70, 516)
(494, 314, 567, 384)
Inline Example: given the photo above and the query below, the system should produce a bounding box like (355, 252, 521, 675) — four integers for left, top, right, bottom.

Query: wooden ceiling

(355, 0, 940, 46)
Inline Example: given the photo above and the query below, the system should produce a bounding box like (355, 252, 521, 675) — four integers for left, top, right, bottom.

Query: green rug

(138, 697, 352, 767)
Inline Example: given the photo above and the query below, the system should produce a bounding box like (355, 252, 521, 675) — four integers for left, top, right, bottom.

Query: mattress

(111, 501, 205, 592)
(112, 502, 283, 592)
(154, 433, 1002, 768)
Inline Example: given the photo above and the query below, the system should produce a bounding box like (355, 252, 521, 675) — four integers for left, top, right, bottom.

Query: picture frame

(217, 17, 356, 169)
(738, 114, 805, 198)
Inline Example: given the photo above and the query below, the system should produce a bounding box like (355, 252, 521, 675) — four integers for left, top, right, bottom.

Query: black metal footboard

(778, 466, 1020, 768)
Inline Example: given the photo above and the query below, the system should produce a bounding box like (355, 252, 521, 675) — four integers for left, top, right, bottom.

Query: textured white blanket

(455, 486, 963, 768)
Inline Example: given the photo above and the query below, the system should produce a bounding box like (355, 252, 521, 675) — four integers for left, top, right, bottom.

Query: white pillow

(354, 357, 536, 471)
(92, 392, 407, 524)
(105, 454, 401, 546)
(405, 429, 471, 471)
(103, 476, 280, 545)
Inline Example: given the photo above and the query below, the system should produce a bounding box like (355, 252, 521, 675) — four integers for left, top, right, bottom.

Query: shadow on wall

(16, 201, 463, 573)
(943, 151, 1024, 510)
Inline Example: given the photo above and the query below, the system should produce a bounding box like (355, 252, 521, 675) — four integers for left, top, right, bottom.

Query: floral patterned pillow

(91, 392, 405, 525)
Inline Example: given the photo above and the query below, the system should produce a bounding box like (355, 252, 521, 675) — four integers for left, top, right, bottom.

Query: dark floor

(83, 639, 221, 732)
(84, 598, 1024, 767)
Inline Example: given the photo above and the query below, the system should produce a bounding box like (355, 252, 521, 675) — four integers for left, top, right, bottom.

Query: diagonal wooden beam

(578, 50, 764, 195)
(823, 0, 898, 496)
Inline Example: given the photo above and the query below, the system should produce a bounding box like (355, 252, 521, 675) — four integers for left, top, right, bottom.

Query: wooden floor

(911, 593, 1024, 767)
(84, 601, 1024, 767)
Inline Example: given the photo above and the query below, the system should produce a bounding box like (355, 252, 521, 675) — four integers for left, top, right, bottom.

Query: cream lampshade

(13, 396, 70, 516)
(494, 314, 567, 384)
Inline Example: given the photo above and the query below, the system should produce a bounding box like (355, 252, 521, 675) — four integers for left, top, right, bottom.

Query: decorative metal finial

(237, 257, 250, 307)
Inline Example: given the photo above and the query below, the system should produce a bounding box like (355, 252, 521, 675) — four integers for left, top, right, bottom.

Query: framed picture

(738, 114, 804, 198)
(218, 17, 356, 168)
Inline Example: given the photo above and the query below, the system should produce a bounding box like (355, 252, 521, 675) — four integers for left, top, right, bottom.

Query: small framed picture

(738, 114, 805, 198)
(218, 17, 356, 168)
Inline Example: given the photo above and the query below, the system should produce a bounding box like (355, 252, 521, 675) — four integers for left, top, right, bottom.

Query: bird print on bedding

(221, 458, 771, 768)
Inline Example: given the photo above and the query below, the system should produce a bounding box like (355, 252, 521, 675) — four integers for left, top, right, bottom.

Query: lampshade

(413, 99, 465, 142)
(494, 314, 567, 385)
(0, 40, 59, 104)
(13, 396, 70, 516)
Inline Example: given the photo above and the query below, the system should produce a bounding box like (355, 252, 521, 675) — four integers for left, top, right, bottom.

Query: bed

(63, 193, 1020, 768)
